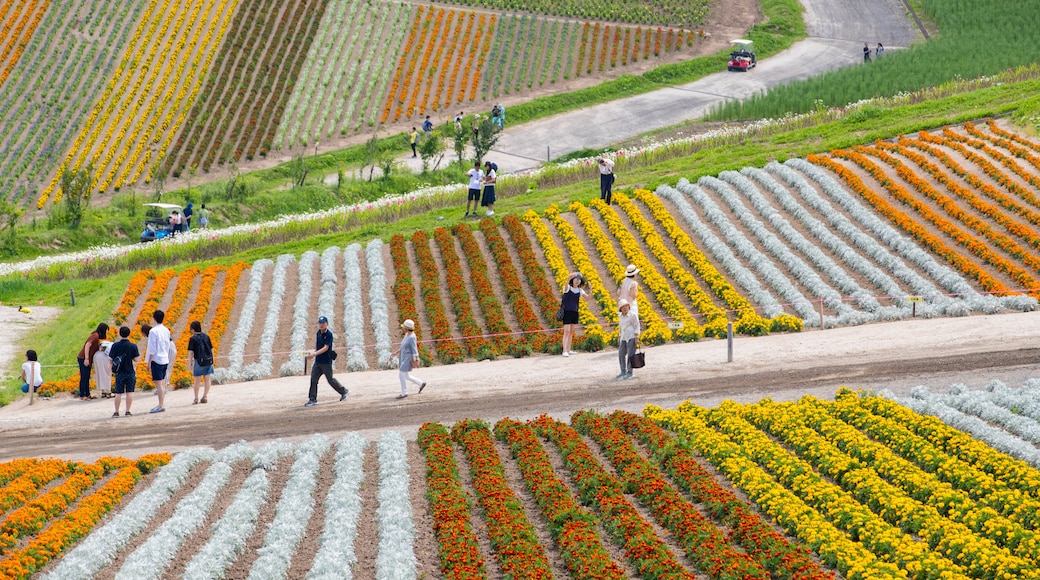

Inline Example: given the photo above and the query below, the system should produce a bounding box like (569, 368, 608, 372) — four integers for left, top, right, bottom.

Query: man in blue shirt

(304, 316, 348, 407)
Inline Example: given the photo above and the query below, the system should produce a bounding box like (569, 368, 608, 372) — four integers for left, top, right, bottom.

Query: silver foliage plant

(308, 432, 368, 579)
(366, 239, 396, 369)
(281, 251, 319, 376)
(215, 259, 272, 383)
(343, 244, 369, 372)
(243, 254, 295, 381)
(375, 431, 418, 580)
(318, 246, 341, 371)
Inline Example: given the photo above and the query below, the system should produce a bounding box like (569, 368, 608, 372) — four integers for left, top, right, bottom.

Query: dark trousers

(77, 357, 91, 397)
(309, 362, 346, 401)
(600, 173, 614, 204)
(410, 143, 417, 157)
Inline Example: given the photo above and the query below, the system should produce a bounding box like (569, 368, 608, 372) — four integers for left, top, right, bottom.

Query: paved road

(489, 0, 921, 171)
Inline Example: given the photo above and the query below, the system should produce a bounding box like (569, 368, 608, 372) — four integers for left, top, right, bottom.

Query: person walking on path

(560, 272, 588, 356)
(409, 127, 419, 158)
(20, 350, 42, 394)
(618, 264, 640, 317)
(197, 204, 209, 228)
(183, 202, 194, 231)
(863, 42, 871, 62)
(78, 323, 109, 400)
(597, 156, 615, 204)
(875, 42, 884, 58)
(304, 316, 348, 407)
(481, 160, 496, 216)
(94, 339, 113, 398)
(616, 299, 641, 379)
(395, 319, 426, 399)
(108, 326, 139, 417)
(464, 161, 484, 217)
(454, 112, 463, 131)
(187, 321, 215, 404)
(422, 116, 434, 135)
(144, 310, 171, 413)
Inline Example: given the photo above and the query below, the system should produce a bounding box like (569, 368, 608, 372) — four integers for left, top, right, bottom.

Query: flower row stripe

(432, 227, 493, 358)
(453, 223, 515, 353)
(281, 251, 318, 376)
(412, 230, 466, 363)
(308, 433, 367, 579)
(645, 403, 906, 579)
(530, 415, 696, 579)
(416, 422, 486, 579)
(0, 461, 104, 555)
(0, 460, 44, 489)
(493, 418, 627, 580)
(572, 409, 769, 579)
(451, 419, 553, 578)
(375, 431, 418, 579)
(981, 120, 1040, 156)
(965, 122, 1040, 180)
(590, 197, 704, 340)
(157, 265, 202, 388)
(0, 1, 50, 90)
(366, 240, 395, 369)
(242, 255, 294, 380)
(388, 235, 429, 362)
(170, 265, 223, 387)
(220, 259, 271, 380)
(734, 399, 1037, 578)
(343, 244, 369, 372)
(112, 270, 156, 326)
(0, 459, 75, 515)
(610, 410, 834, 580)
(207, 262, 247, 365)
(806, 154, 1016, 297)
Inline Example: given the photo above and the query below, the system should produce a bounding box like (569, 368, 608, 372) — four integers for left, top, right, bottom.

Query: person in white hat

(617, 299, 640, 379)
(619, 264, 640, 317)
(395, 319, 426, 399)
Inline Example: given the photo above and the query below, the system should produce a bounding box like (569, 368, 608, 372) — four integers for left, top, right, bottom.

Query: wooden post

(819, 298, 825, 329)
(726, 321, 733, 363)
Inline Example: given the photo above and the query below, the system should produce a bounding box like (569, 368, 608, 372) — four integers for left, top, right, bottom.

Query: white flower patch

(658, 183, 820, 324)
(184, 440, 290, 579)
(116, 442, 254, 579)
(248, 435, 332, 580)
(366, 240, 394, 369)
(343, 244, 369, 372)
(935, 385, 1040, 447)
(44, 448, 215, 580)
(886, 388, 1040, 466)
(214, 260, 272, 383)
(375, 431, 417, 580)
(281, 251, 319, 376)
(307, 432, 368, 579)
(318, 246, 341, 370)
(243, 254, 295, 381)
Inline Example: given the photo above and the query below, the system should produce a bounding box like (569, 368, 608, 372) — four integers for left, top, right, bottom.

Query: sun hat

(618, 299, 630, 310)
(625, 264, 639, 277)
(401, 319, 415, 330)
(317, 316, 328, 324)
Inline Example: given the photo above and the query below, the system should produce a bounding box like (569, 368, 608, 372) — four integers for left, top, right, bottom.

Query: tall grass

(710, 0, 1040, 120)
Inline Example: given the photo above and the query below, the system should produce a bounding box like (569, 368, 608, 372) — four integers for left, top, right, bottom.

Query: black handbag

(629, 346, 645, 369)
(330, 349, 338, 361)
(555, 307, 565, 322)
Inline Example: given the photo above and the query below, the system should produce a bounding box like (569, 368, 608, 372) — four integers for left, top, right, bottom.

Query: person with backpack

(481, 160, 497, 216)
(107, 326, 140, 417)
(422, 116, 433, 135)
(187, 321, 215, 404)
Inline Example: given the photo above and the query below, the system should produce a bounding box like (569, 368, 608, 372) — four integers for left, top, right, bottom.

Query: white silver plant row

(375, 431, 418, 580)
(343, 244, 369, 372)
(242, 254, 296, 381)
(215, 259, 272, 384)
(282, 250, 320, 377)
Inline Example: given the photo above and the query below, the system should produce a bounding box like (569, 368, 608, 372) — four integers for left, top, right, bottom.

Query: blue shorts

(114, 374, 136, 394)
(193, 362, 214, 376)
(149, 362, 168, 381)
(21, 384, 40, 393)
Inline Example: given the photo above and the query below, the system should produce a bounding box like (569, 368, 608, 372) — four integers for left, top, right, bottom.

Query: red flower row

(501, 215, 561, 331)
(411, 230, 465, 363)
(452, 223, 517, 355)
(416, 422, 486, 579)
(943, 126, 1040, 200)
(389, 234, 428, 364)
(432, 227, 494, 359)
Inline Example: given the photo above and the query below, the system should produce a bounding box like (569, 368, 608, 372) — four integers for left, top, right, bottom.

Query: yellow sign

(906, 296, 923, 303)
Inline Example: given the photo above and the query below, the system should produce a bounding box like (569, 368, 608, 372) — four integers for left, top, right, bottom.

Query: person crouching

(616, 299, 640, 379)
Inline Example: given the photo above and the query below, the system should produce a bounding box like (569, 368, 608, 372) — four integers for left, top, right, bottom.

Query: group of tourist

(558, 264, 642, 379)
(464, 160, 498, 217)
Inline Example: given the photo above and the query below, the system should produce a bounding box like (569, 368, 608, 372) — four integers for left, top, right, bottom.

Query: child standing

(395, 319, 426, 399)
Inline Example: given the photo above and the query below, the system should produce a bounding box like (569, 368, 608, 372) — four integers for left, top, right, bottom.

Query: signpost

(666, 321, 684, 330)
(907, 295, 923, 317)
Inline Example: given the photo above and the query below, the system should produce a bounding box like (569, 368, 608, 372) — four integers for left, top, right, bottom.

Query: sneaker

(485, 210, 494, 216)
(623, 372, 634, 380)
(304, 400, 318, 407)
(615, 372, 626, 379)
(150, 406, 165, 413)
(112, 412, 120, 418)
(562, 351, 570, 357)
(419, 382, 426, 394)
(464, 212, 470, 217)
(568, 351, 577, 355)
(339, 390, 349, 402)
(396, 393, 408, 399)
(124, 411, 132, 417)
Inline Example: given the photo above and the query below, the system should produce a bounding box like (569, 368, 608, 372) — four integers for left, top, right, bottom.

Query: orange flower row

(112, 270, 156, 325)
(982, 120, 1040, 156)
(170, 265, 223, 389)
(207, 262, 248, 364)
(0, 0, 49, 88)
(408, 8, 447, 118)
(134, 268, 193, 389)
(0, 462, 108, 553)
(470, 16, 495, 101)
(945, 126, 1040, 195)
(440, 12, 474, 111)
(0, 459, 74, 513)
(808, 153, 1015, 296)
(423, 10, 456, 114)
(380, 5, 425, 123)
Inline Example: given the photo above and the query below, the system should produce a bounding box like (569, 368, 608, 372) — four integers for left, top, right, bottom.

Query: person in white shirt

(616, 299, 641, 379)
(464, 161, 484, 218)
(618, 264, 640, 317)
(20, 350, 42, 393)
(597, 156, 615, 204)
(144, 309, 172, 413)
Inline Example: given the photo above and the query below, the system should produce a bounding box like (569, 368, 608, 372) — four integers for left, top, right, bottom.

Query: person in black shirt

(303, 316, 348, 407)
(187, 321, 215, 404)
(107, 326, 140, 417)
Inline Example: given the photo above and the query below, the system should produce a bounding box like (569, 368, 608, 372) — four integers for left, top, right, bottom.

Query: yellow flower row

(736, 399, 1038, 578)
(585, 199, 702, 341)
(645, 403, 902, 580)
(522, 209, 608, 345)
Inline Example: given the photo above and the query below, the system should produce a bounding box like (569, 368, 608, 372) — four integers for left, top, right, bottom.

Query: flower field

(11, 387, 1040, 578)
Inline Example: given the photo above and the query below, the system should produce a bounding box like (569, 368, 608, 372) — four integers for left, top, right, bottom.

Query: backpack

(194, 335, 214, 366)
(487, 162, 498, 173)
(110, 354, 125, 374)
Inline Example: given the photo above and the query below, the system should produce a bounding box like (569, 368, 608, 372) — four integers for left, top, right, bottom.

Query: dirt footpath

(0, 304, 61, 384)
(1, 310, 1038, 462)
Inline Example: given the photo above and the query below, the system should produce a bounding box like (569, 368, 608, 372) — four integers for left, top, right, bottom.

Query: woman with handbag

(560, 272, 588, 357)
(617, 299, 641, 379)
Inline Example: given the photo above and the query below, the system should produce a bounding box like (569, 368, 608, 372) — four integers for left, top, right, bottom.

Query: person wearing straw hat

(616, 299, 640, 379)
(395, 319, 426, 399)
(560, 272, 588, 357)
(619, 264, 640, 317)
(303, 315, 348, 407)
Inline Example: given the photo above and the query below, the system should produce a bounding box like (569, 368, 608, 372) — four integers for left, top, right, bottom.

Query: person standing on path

(19, 350, 42, 394)
(304, 316, 348, 407)
(464, 161, 483, 217)
(454, 112, 463, 131)
(395, 319, 426, 399)
(78, 323, 109, 400)
(863, 42, 871, 62)
(108, 326, 139, 417)
(481, 160, 496, 216)
(183, 202, 194, 231)
(187, 321, 215, 404)
(618, 264, 640, 317)
(560, 272, 588, 356)
(94, 339, 113, 398)
(197, 204, 209, 228)
(875, 42, 884, 58)
(144, 310, 171, 413)
(409, 127, 419, 158)
(616, 299, 640, 379)
(597, 156, 615, 204)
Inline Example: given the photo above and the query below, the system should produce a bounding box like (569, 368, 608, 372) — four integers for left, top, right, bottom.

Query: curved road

(490, 0, 921, 170)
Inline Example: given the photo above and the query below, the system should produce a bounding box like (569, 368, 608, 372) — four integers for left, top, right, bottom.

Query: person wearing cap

(560, 272, 588, 357)
(481, 160, 496, 216)
(394, 319, 426, 399)
(617, 299, 641, 379)
(597, 156, 615, 205)
(303, 316, 348, 407)
(619, 264, 640, 317)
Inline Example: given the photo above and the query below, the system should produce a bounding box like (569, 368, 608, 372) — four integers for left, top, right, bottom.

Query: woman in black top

(560, 273, 587, 357)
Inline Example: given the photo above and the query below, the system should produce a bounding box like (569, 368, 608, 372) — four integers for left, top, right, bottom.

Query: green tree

(470, 114, 501, 164)
(0, 199, 22, 240)
(451, 121, 469, 165)
(59, 163, 94, 228)
(418, 128, 446, 173)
